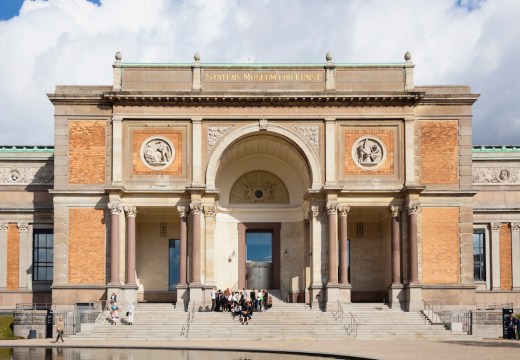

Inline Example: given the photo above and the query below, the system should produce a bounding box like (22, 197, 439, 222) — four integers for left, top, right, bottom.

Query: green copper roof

(473, 145, 520, 152)
(0, 145, 54, 153)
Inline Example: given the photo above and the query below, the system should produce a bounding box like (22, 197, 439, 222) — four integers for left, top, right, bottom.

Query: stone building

(1, 52, 519, 313)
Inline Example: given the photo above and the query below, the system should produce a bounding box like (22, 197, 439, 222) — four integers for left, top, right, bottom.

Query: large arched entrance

(211, 130, 315, 299)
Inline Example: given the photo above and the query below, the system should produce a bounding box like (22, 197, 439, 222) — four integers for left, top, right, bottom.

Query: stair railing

(423, 300, 451, 327)
(335, 301, 358, 338)
(181, 301, 196, 337)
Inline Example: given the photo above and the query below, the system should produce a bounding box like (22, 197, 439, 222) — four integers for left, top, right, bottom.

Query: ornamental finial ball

(115, 51, 122, 61)
(325, 52, 333, 62)
(404, 51, 411, 61)
(194, 52, 201, 61)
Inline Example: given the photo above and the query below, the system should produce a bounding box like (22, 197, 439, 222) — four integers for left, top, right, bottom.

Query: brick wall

(499, 224, 512, 290)
(69, 120, 106, 184)
(420, 120, 458, 184)
(68, 208, 105, 284)
(7, 224, 19, 290)
(422, 207, 460, 284)
(344, 128, 394, 175)
(132, 129, 183, 175)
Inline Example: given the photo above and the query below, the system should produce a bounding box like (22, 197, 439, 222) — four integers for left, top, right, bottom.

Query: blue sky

(0, 0, 519, 145)
(0, 0, 100, 20)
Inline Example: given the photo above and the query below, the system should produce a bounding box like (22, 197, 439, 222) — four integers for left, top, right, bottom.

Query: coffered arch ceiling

(215, 134, 312, 207)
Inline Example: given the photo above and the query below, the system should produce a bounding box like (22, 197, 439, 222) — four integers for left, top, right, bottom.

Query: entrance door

(246, 230, 273, 290)
(169, 239, 180, 290)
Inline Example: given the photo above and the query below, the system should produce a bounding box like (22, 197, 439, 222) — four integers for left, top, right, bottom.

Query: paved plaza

(2, 338, 520, 360)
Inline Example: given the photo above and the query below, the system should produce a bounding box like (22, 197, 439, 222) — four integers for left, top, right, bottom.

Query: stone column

(491, 222, 501, 290)
(389, 206, 403, 308)
(407, 203, 419, 284)
(189, 202, 204, 305)
(309, 204, 324, 310)
(203, 205, 216, 288)
(406, 203, 422, 311)
(512, 223, 520, 290)
(17, 223, 29, 289)
(304, 219, 311, 304)
(108, 202, 122, 285)
(338, 205, 351, 303)
(0, 223, 8, 288)
(325, 202, 340, 309)
(176, 206, 189, 310)
(124, 207, 137, 285)
(404, 117, 416, 186)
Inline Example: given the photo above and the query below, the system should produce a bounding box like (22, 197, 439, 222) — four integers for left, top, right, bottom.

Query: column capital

(190, 202, 203, 215)
(325, 202, 338, 215)
(108, 202, 123, 215)
(512, 223, 520, 231)
(309, 205, 322, 218)
(406, 203, 420, 215)
(17, 222, 29, 232)
(191, 117, 202, 124)
(338, 205, 350, 217)
(124, 206, 137, 217)
(390, 205, 402, 218)
(0, 223, 7, 232)
(177, 206, 188, 218)
(491, 222, 501, 231)
(203, 205, 216, 217)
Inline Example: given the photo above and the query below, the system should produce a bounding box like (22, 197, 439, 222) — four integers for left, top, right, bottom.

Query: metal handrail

(334, 301, 358, 338)
(423, 300, 451, 326)
(16, 303, 53, 310)
(477, 302, 514, 310)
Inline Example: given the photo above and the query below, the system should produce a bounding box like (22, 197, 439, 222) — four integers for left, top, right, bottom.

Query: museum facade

(1, 52, 519, 312)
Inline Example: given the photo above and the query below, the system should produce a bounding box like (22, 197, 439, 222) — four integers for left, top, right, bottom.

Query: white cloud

(0, 0, 519, 145)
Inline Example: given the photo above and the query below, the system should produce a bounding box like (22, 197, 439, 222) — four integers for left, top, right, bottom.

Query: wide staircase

(71, 292, 472, 341)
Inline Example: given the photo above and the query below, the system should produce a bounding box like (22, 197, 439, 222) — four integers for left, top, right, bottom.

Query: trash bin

(28, 329, 36, 339)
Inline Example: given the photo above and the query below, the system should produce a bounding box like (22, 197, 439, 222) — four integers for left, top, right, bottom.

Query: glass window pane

(169, 239, 180, 291)
(47, 233, 53, 247)
(246, 231, 272, 262)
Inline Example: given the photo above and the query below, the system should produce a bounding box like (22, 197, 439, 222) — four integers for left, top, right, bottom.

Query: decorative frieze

(491, 222, 501, 231)
(108, 202, 123, 215)
(124, 206, 137, 217)
(229, 170, 289, 204)
(190, 203, 203, 215)
(0, 223, 8, 232)
(0, 166, 53, 185)
(325, 202, 338, 215)
(338, 205, 350, 217)
(17, 223, 29, 232)
(207, 126, 232, 151)
(473, 167, 520, 184)
(511, 222, 520, 231)
(294, 125, 319, 151)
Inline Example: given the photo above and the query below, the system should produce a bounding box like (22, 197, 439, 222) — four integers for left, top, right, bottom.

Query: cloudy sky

(0, 0, 518, 146)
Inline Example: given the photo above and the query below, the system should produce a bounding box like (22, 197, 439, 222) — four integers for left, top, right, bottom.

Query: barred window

(473, 230, 486, 281)
(33, 229, 53, 281)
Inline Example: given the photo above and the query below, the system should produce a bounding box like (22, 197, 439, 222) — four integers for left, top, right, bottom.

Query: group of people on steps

(210, 288, 273, 324)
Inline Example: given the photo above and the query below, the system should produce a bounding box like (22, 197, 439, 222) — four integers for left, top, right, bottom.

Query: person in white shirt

(126, 303, 134, 325)
(210, 287, 217, 311)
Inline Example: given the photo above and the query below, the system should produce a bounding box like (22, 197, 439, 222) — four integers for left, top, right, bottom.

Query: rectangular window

(33, 229, 53, 281)
(169, 239, 180, 291)
(246, 231, 272, 262)
(473, 229, 486, 281)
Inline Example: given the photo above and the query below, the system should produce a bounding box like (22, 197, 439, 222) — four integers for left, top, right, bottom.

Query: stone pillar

(0, 223, 8, 288)
(112, 51, 122, 90)
(325, 202, 339, 309)
(389, 206, 403, 309)
(176, 206, 189, 310)
(338, 205, 351, 303)
(189, 202, 204, 305)
(491, 222, 501, 290)
(406, 203, 422, 311)
(108, 202, 122, 285)
(191, 117, 203, 186)
(512, 223, 520, 290)
(404, 117, 416, 186)
(203, 204, 216, 288)
(112, 116, 123, 184)
(192, 52, 201, 91)
(304, 219, 311, 304)
(17, 223, 29, 289)
(324, 118, 336, 185)
(325, 52, 335, 91)
(309, 204, 324, 310)
(124, 207, 137, 285)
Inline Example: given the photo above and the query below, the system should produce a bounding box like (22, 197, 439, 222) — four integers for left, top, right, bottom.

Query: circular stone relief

(9, 169, 21, 182)
(352, 136, 387, 170)
(140, 137, 175, 170)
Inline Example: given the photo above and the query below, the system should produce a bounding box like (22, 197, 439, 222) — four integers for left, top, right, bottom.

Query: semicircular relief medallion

(351, 136, 387, 171)
(230, 171, 289, 204)
(140, 136, 175, 171)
